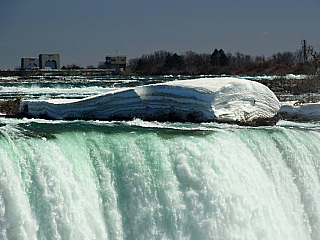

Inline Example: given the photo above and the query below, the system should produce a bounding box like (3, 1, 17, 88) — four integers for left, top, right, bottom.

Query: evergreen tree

(211, 49, 229, 66)
(164, 53, 185, 71)
(210, 49, 220, 66)
(218, 49, 229, 66)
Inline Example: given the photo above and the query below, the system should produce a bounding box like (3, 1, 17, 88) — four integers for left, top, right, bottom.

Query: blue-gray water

(0, 76, 320, 239)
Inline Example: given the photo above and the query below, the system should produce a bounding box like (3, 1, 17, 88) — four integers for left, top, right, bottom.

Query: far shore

(0, 69, 118, 77)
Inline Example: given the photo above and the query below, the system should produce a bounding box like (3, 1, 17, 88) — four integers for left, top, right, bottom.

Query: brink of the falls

(19, 77, 280, 123)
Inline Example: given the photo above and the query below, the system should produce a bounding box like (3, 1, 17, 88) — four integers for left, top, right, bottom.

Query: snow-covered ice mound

(278, 101, 320, 120)
(19, 77, 280, 122)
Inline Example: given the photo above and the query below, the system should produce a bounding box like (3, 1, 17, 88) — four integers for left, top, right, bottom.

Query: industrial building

(105, 55, 126, 71)
(21, 54, 60, 70)
(21, 57, 39, 69)
(39, 54, 60, 69)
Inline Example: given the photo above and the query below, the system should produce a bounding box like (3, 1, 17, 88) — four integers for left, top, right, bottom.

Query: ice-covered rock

(278, 101, 320, 120)
(19, 77, 280, 122)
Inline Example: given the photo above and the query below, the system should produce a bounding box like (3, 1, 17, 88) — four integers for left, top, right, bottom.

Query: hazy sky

(1, 0, 319, 69)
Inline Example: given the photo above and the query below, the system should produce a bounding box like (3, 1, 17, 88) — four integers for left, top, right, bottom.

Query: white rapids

(19, 77, 280, 122)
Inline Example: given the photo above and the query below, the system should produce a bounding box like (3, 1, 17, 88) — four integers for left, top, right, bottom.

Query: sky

(1, 0, 320, 69)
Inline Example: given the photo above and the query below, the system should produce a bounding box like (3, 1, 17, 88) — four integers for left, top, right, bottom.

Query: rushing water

(1, 76, 320, 240)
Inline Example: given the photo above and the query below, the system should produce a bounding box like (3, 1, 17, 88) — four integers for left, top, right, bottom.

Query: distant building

(105, 55, 126, 71)
(21, 54, 60, 70)
(21, 57, 39, 69)
(39, 54, 60, 69)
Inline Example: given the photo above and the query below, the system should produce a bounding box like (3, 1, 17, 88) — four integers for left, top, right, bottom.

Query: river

(0, 75, 319, 240)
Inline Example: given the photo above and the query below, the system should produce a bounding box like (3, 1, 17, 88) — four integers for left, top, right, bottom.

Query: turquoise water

(1, 119, 320, 239)
(0, 76, 320, 239)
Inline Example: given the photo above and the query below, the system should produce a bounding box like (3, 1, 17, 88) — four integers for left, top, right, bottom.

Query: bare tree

(97, 62, 106, 69)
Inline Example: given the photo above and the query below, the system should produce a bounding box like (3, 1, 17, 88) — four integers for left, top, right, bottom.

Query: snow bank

(279, 101, 320, 120)
(19, 78, 280, 122)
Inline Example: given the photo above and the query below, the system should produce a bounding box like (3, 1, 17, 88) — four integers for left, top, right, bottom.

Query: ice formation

(279, 101, 320, 120)
(19, 77, 280, 122)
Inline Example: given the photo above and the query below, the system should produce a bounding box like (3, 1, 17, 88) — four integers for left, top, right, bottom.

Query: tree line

(127, 46, 319, 75)
(60, 44, 319, 76)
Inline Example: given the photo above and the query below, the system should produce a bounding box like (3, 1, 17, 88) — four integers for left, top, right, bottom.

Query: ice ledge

(277, 101, 320, 121)
(19, 77, 280, 123)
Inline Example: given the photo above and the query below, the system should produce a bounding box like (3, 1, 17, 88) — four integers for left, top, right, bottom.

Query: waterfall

(0, 119, 319, 240)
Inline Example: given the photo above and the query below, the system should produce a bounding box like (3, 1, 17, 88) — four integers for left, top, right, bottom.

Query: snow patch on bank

(19, 78, 280, 122)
